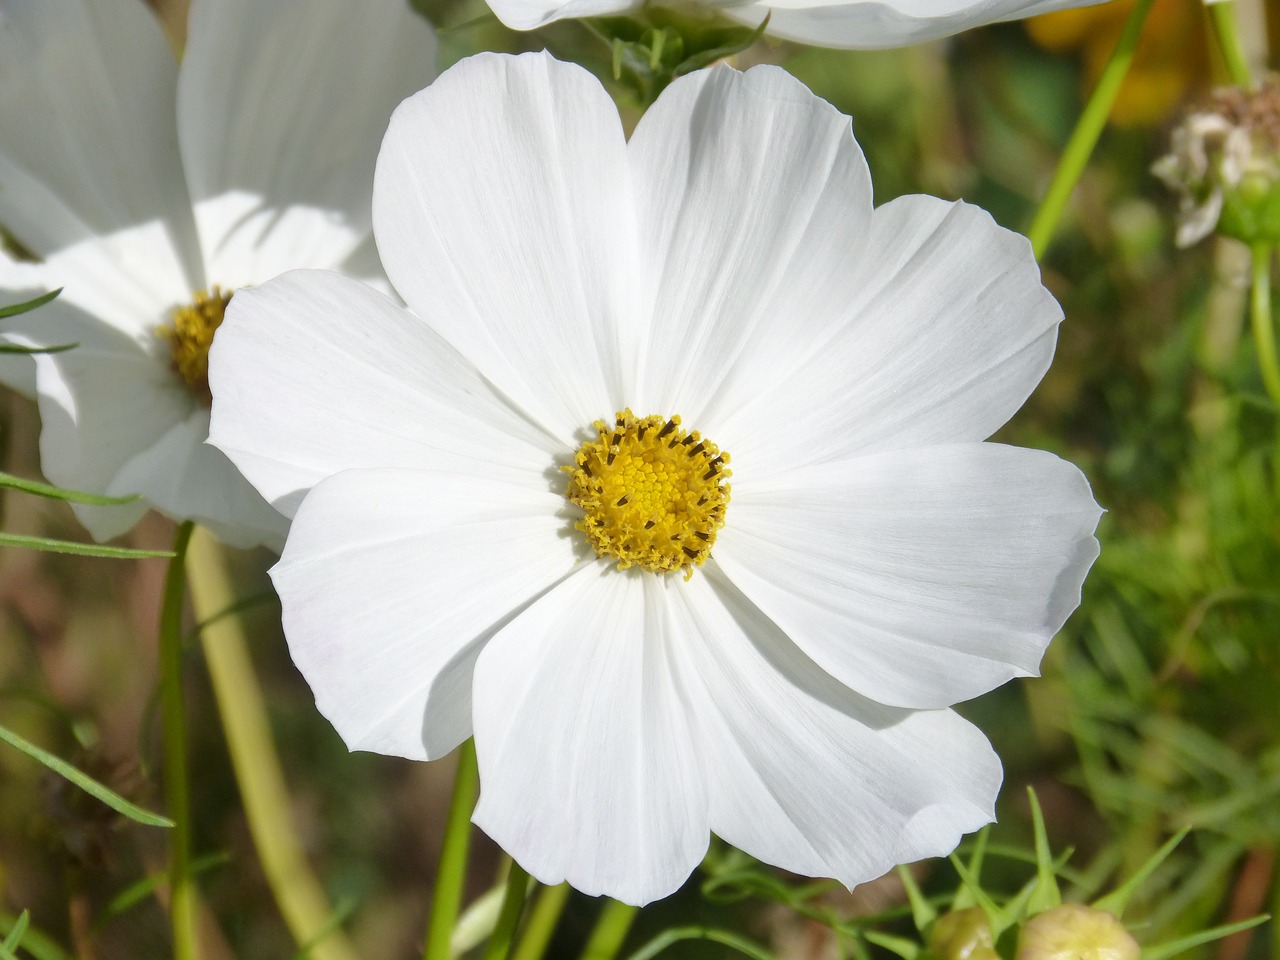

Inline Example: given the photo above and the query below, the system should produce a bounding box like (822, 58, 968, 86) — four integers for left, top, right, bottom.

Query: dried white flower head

(1154, 79, 1280, 247)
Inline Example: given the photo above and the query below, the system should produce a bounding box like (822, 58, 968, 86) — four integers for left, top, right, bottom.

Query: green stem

(1025, 0, 1156, 258)
(159, 520, 197, 960)
(1206, 2, 1255, 89)
(480, 863, 532, 960)
(1250, 244, 1280, 406)
(424, 740, 480, 960)
(510, 884, 571, 960)
(185, 526, 358, 960)
(578, 900, 639, 960)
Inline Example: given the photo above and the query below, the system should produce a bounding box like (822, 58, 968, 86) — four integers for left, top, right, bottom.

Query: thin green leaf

(626, 926, 775, 960)
(2, 911, 28, 953)
(896, 865, 936, 932)
(0, 532, 173, 559)
(1093, 828, 1190, 919)
(1026, 787, 1062, 914)
(673, 12, 769, 75)
(863, 931, 921, 960)
(0, 471, 140, 506)
(952, 827, 990, 911)
(0, 913, 72, 960)
(290, 898, 359, 960)
(0, 288, 60, 319)
(0, 342, 77, 356)
(96, 852, 232, 929)
(949, 856, 1010, 937)
(0, 722, 173, 827)
(1142, 915, 1269, 960)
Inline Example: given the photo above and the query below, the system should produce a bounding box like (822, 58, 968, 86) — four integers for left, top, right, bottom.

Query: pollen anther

(564, 409, 731, 579)
(157, 286, 232, 404)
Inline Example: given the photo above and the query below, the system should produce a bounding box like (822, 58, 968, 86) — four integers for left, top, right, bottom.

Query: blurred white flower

(0, 0, 436, 546)
(209, 52, 1102, 903)
(1153, 81, 1280, 248)
(480, 0, 1106, 50)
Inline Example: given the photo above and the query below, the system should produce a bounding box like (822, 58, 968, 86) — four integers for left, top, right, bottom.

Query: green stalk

(185, 526, 358, 960)
(1206, 1, 1255, 89)
(510, 884, 571, 960)
(159, 521, 197, 960)
(578, 900, 638, 960)
(479, 863, 532, 960)
(1250, 244, 1280, 406)
(424, 740, 480, 960)
(1025, 0, 1157, 258)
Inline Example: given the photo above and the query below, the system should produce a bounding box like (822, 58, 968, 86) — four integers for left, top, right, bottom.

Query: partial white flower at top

(208, 52, 1103, 904)
(481, 0, 1106, 51)
(0, 0, 437, 547)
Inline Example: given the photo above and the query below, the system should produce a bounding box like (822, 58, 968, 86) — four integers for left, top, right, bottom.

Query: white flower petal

(29, 232, 193, 344)
(627, 65, 874, 423)
(373, 52, 641, 444)
(272, 468, 578, 760)
(711, 197, 1061, 477)
(0, 0, 200, 279)
(671, 567, 1001, 884)
(107, 411, 287, 550)
(720, 0, 1106, 49)
(208, 270, 561, 518)
(482, 0, 632, 30)
(472, 566, 708, 905)
(29, 344, 185, 541)
(177, 0, 437, 287)
(714, 443, 1102, 709)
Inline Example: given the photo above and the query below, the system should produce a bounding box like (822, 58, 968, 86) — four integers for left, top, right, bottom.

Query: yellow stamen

(564, 409, 731, 579)
(157, 286, 231, 404)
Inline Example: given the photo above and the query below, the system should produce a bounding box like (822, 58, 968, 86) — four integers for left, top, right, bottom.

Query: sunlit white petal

(672, 568, 1000, 883)
(628, 64, 874, 421)
(273, 468, 579, 760)
(209, 270, 559, 517)
(0, 0, 200, 276)
(473, 565, 709, 905)
(373, 52, 641, 445)
(178, 0, 437, 287)
(715, 444, 1102, 709)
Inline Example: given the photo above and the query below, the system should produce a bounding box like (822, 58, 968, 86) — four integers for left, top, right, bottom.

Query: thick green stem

(424, 740, 480, 960)
(480, 862, 532, 960)
(159, 521, 197, 960)
(185, 526, 358, 960)
(1025, 0, 1156, 258)
(510, 884, 571, 960)
(1206, 2, 1255, 89)
(578, 900, 638, 960)
(1250, 244, 1280, 406)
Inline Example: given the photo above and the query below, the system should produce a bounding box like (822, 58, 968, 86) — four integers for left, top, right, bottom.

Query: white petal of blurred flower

(208, 52, 1103, 903)
(482, 0, 1106, 50)
(0, 0, 436, 546)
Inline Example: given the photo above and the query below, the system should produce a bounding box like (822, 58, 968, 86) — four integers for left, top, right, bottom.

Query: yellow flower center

(564, 409, 731, 579)
(157, 286, 231, 404)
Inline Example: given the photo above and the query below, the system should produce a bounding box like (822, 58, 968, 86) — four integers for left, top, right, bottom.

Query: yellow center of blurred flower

(564, 409, 731, 579)
(158, 286, 232, 405)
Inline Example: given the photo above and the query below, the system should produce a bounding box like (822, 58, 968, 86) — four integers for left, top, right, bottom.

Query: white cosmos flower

(208, 52, 1102, 904)
(0, 0, 436, 547)
(482, 0, 1105, 50)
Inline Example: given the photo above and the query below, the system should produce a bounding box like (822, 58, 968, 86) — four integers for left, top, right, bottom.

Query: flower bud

(1016, 903, 1140, 960)
(1153, 79, 1280, 247)
(930, 907, 999, 960)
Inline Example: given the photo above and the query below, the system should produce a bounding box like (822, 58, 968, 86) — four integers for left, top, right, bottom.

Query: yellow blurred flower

(1026, 0, 1208, 127)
